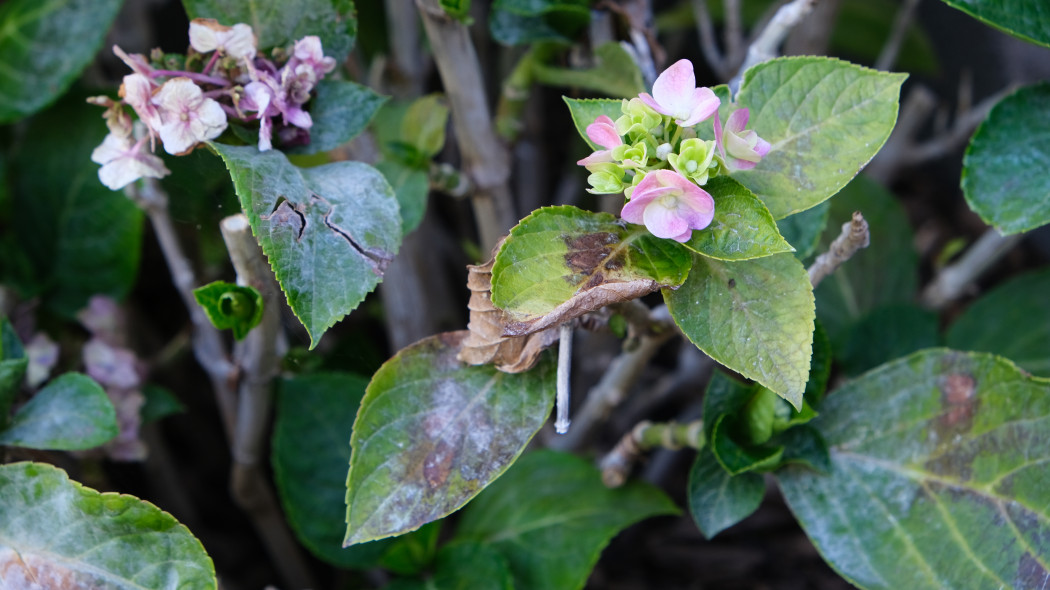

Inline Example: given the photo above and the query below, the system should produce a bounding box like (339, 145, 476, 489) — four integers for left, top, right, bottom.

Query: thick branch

(808, 211, 870, 288)
(730, 0, 816, 92)
(921, 229, 1022, 309)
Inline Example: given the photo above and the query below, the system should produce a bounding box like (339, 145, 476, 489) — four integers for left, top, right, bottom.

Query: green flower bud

(668, 138, 717, 185)
(586, 162, 627, 194)
(615, 98, 662, 138)
(612, 140, 649, 169)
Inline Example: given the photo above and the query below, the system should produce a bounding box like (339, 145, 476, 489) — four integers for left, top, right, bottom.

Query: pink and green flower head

(621, 169, 715, 242)
(577, 115, 622, 167)
(151, 77, 228, 155)
(615, 98, 662, 138)
(639, 59, 720, 128)
(585, 162, 628, 194)
(714, 108, 771, 171)
(612, 139, 650, 170)
(668, 138, 717, 185)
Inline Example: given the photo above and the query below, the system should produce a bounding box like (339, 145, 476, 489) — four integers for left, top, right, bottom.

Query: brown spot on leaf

(582, 271, 606, 291)
(423, 438, 456, 489)
(940, 372, 978, 430)
(728, 278, 736, 289)
(0, 548, 108, 589)
(1015, 552, 1050, 589)
(262, 199, 306, 242)
(604, 254, 625, 271)
(564, 232, 617, 274)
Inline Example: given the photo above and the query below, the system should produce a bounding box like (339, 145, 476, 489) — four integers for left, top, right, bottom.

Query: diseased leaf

(182, 0, 357, 62)
(947, 268, 1050, 377)
(733, 57, 907, 219)
(688, 448, 766, 539)
(273, 373, 393, 568)
(491, 206, 692, 335)
(666, 253, 815, 407)
(288, 79, 387, 155)
(0, 373, 117, 450)
(344, 332, 554, 545)
(962, 82, 1050, 234)
(939, 0, 1050, 48)
(211, 144, 401, 347)
(778, 349, 1050, 590)
(684, 176, 794, 261)
(193, 281, 265, 340)
(456, 450, 679, 590)
(0, 0, 123, 123)
(0, 461, 217, 588)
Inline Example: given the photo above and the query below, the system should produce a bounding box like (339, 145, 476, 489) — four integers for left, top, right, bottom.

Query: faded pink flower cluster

(576, 59, 771, 242)
(90, 19, 336, 190)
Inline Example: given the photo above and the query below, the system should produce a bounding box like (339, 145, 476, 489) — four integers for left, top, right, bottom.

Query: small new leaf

(193, 281, 265, 340)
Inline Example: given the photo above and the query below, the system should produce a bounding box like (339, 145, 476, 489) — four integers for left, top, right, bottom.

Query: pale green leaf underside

(734, 56, 907, 219)
(962, 82, 1050, 234)
(0, 461, 217, 589)
(211, 144, 401, 348)
(665, 253, 815, 408)
(345, 332, 554, 545)
(778, 349, 1050, 590)
(0, 373, 117, 450)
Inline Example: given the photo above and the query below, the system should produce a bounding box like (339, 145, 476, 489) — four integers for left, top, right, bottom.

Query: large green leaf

(684, 176, 793, 261)
(947, 268, 1050, 377)
(491, 205, 691, 334)
(0, 373, 117, 450)
(182, 0, 357, 62)
(688, 448, 766, 539)
(287, 79, 387, 155)
(12, 96, 143, 317)
(344, 332, 555, 545)
(665, 253, 815, 408)
(814, 176, 918, 349)
(272, 372, 393, 568)
(733, 57, 907, 219)
(778, 349, 1050, 590)
(211, 144, 401, 347)
(0, 461, 216, 588)
(0, 0, 123, 123)
(455, 450, 679, 590)
(389, 542, 515, 590)
(962, 83, 1050, 234)
(939, 0, 1050, 48)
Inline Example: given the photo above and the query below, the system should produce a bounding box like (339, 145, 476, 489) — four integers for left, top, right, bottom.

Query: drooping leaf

(344, 332, 554, 545)
(0, 461, 217, 588)
(962, 82, 1050, 234)
(777, 201, 831, 260)
(814, 176, 918, 349)
(733, 57, 907, 219)
(455, 450, 679, 590)
(666, 253, 815, 407)
(193, 281, 265, 340)
(534, 42, 646, 98)
(778, 349, 1050, 590)
(0, 0, 123, 123)
(11, 96, 144, 317)
(272, 372, 393, 568)
(287, 79, 387, 155)
(939, 0, 1050, 48)
(839, 303, 940, 376)
(491, 205, 692, 335)
(182, 0, 357, 62)
(489, 0, 590, 46)
(684, 176, 793, 261)
(375, 160, 429, 234)
(211, 144, 401, 348)
(947, 268, 1050, 377)
(0, 373, 117, 450)
(688, 448, 766, 539)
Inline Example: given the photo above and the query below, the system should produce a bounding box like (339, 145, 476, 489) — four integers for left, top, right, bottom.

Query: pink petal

(727, 157, 758, 171)
(674, 187, 716, 230)
(643, 199, 690, 239)
(638, 92, 671, 116)
(713, 112, 725, 158)
(670, 228, 694, 243)
(677, 87, 720, 127)
(651, 59, 696, 119)
(726, 108, 750, 134)
(727, 132, 763, 163)
(585, 115, 622, 149)
(754, 135, 771, 158)
(577, 150, 614, 167)
(621, 198, 648, 225)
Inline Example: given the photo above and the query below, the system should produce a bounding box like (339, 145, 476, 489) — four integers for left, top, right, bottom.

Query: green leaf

(0, 461, 217, 588)
(193, 281, 265, 340)
(401, 94, 450, 158)
(962, 82, 1050, 234)
(211, 144, 401, 348)
(379, 522, 442, 576)
(0, 0, 123, 123)
(774, 425, 830, 472)
(939, 0, 1050, 48)
(666, 252, 815, 407)
(375, 160, 429, 234)
(455, 450, 679, 590)
(0, 373, 117, 450)
(0, 319, 27, 423)
(11, 96, 144, 317)
(272, 372, 393, 568)
(344, 332, 555, 545)
(778, 349, 1050, 590)
(804, 320, 833, 406)
(684, 176, 793, 261)
(700, 372, 784, 474)
(711, 412, 784, 475)
(947, 268, 1050, 377)
(688, 448, 765, 539)
(534, 42, 646, 98)
(140, 384, 186, 423)
(814, 176, 918, 349)
(563, 97, 622, 151)
(429, 542, 515, 590)
(839, 303, 940, 376)
(733, 57, 907, 219)
(182, 0, 357, 62)
(490, 0, 590, 46)
(777, 200, 830, 260)
(287, 79, 387, 155)
(491, 205, 691, 332)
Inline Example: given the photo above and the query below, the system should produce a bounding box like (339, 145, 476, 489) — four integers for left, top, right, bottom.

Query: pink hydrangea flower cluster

(576, 59, 771, 243)
(90, 19, 336, 190)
